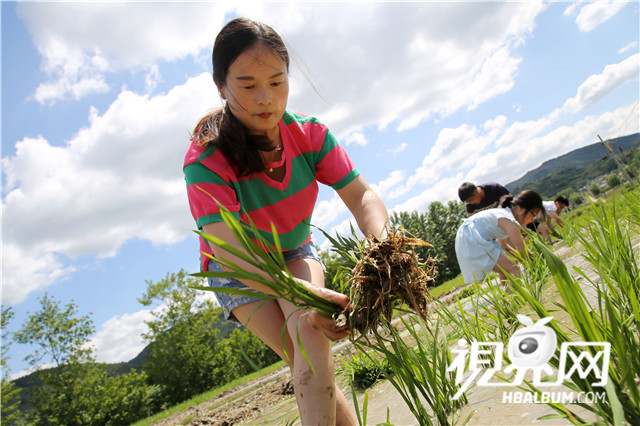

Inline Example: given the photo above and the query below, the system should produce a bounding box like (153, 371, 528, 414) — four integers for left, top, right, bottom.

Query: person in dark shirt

(458, 182, 511, 216)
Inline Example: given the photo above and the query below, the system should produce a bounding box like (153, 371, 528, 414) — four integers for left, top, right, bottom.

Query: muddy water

(241, 237, 636, 425)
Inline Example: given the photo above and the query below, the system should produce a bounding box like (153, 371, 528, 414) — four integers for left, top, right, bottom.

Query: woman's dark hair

(499, 190, 544, 217)
(192, 18, 290, 176)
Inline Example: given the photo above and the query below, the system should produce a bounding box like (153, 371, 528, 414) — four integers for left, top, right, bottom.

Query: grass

(337, 348, 393, 390)
(131, 361, 286, 426)
(430, 273, 464, 297)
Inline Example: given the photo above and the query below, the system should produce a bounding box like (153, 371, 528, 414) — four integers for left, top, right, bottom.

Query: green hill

(507, 133, 640, 197)
(506, 133, 640, 194)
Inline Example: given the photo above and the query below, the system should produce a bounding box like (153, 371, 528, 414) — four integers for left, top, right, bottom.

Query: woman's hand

(307, 286, 351, 341)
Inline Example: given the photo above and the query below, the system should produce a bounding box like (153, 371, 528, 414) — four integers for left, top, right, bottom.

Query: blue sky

(2, 1, 638, 378)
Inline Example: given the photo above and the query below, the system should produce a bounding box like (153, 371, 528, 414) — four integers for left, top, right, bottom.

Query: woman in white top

(455, 190, 544, 284)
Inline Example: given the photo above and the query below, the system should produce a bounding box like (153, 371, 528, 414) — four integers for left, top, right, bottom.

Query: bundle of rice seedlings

(343, 229, 438, 336)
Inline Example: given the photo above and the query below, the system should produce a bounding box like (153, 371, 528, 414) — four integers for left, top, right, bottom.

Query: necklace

(260, 145, 284, 172)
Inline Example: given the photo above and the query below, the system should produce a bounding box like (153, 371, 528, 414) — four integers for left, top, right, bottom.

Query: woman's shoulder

(184, 139, 237, 178)
(184, 138, 220, 167)
(475, 207, 514, 221)
(281, 110, 333, 150)
(282, 110, 329, 132)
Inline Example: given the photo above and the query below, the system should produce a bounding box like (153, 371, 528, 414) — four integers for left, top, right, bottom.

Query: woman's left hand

(307, 287, 351, 341)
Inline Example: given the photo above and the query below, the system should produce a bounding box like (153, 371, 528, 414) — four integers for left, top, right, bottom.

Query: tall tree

(138, 269, 278, 406)
(2, 306, 23, 425)
(391, 200, 466, 286)
(13, 294, 156, 425)
(606, 173, 621, 189)
(320, 249, 351, 292)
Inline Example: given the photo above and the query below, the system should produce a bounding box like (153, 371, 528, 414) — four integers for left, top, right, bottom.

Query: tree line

(2, 202, 467, 425)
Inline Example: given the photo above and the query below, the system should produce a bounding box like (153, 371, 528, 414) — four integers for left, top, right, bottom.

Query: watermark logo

(448, 314, 611, 402)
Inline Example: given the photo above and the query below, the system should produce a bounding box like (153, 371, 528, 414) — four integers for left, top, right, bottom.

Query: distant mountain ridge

(506, 133, 640, 192)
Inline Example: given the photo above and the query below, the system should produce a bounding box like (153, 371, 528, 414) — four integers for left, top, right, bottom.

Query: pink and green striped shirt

(184, 110, 359, 271)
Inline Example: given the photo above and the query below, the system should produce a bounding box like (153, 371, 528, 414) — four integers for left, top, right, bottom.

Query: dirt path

(151, 337, 357, 425)
(152, 237, 635, 425)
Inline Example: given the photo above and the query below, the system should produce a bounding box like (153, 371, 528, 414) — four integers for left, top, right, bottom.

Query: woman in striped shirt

(184, 17, 388, 425)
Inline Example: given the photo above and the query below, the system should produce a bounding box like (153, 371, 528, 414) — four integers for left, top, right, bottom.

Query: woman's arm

(498, 217, 527, 256)
(336, 175, 389, 239)
(202, 221, 350, 338)
(547, 210, 563, 228)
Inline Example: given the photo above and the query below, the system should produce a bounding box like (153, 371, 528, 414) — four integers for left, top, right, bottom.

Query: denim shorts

(207, 241, 323, 323)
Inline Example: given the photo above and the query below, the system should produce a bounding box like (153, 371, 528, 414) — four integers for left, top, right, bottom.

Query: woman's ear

(217, 85, 226, 101)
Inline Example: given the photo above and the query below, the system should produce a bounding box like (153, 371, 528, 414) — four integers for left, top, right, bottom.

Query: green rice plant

(191, 202, 341, 320)
(432, 277, 524, 365)
(314, 222, 364, 271)
(190, 197, 344, 369)
(352, 316, 468, 426)
(552, 221, 580, 247)
(451, 195, 640, 424)
(350, 387, 394, 426)
(569, 199, 640, 418)
(337, 348, 393, 390)
(626, 188, 640, 226)
(515, 238, 638, 424)
(456, 286, 476, 301)
(512, 234, 551, 301)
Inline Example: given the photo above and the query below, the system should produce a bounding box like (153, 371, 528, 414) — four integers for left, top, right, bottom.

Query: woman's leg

(232, 299, 294, 362)
(230, 258, 356, 425)
(492, 252, 520, 285)
(281, 257, 357, 426)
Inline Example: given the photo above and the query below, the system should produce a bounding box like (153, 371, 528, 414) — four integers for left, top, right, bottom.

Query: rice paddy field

(154, 185, 639, 425)
(246, 186, 639, 425)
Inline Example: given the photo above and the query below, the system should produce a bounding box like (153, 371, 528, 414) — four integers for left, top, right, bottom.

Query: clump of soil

(344, 229, 438, 336)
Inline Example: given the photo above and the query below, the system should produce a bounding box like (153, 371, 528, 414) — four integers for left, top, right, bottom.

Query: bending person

(455, 190, 543, 285)
(527, 195, 569, 242)
(183, 18, 388, 425)
(458, 181, 510, 217)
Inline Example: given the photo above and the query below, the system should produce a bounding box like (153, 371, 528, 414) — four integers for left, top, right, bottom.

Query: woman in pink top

(185, 18, 389, 425)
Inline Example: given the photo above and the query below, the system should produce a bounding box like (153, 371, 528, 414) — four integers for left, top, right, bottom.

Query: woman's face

(220, 44, 289, 142)
(516, 206, 541, 227)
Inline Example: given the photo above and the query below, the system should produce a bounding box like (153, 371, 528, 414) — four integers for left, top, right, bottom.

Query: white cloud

(565, 0, 630, 32)
(16, 2, 231, 103)
(240, 2, 545, 138)
(16, 2, 546, 137)
(344, 131, 368, 147)
(371, 170, 409, 200)
(313, 193, 348, 230)
(400, 123, 497, 195)
(391, 174, 465, 214)
(391, 102, 639, 214)
(563, 53, 639, 113)
(91, 309, 154, 364)
(466, 103, 639, 187)
(619, 41, 638, 55)
(1, 243, 76, 305)
(2, 73, 218, 304)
